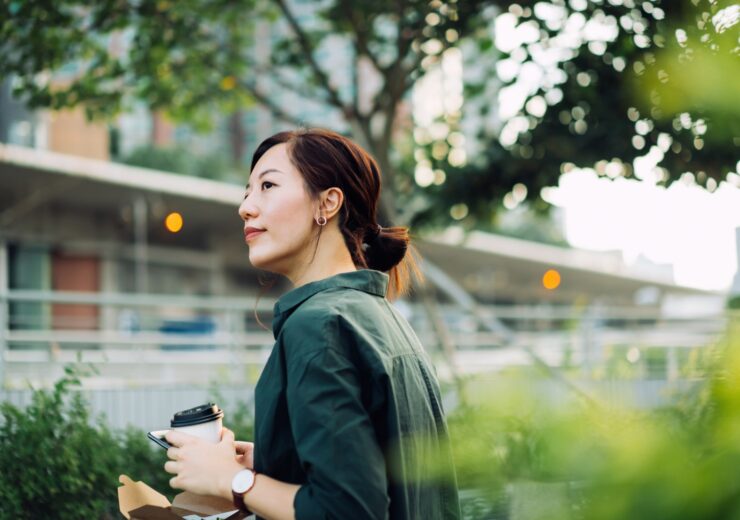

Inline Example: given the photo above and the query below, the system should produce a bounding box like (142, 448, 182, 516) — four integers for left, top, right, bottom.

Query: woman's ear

(318, 187, 344, 221)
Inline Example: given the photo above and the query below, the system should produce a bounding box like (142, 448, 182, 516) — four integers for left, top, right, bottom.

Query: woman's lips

(245, 229, 265, 242)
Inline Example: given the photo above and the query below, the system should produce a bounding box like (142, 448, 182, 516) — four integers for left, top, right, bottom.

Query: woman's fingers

(161, 434, 245, 496)
(221, 427, 234, 441)
(234, 441, 254, 469)
(164, 430, 191, 448)
(234, 441, 254, 454)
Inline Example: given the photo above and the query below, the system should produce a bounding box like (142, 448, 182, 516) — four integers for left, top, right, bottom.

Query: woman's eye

(261, 181, 274, 190)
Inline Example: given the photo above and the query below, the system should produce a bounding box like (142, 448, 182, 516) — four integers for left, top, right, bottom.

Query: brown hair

(250, 128, 421, 299)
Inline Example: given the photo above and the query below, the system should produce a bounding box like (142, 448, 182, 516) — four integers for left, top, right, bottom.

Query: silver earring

(316, 215, 327, 226)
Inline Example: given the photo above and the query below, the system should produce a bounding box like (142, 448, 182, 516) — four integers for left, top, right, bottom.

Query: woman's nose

(238, 195, 256, 221)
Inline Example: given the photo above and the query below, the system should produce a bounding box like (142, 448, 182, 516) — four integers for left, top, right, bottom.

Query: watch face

(232, 470, 255, 494)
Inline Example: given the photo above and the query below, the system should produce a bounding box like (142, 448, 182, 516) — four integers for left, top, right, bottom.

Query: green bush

(0, 365, 255, 519)
(447, 318, 740, 520)
(0, 366, 123, 518)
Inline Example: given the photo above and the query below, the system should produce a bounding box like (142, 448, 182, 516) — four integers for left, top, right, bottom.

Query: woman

(164, 129, 461, 519)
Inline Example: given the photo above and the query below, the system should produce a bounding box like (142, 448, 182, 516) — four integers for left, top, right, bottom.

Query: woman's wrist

(221, 465, 244, 501)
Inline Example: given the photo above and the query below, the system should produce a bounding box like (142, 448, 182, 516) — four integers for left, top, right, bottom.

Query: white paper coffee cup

(169, 403, 224, 443)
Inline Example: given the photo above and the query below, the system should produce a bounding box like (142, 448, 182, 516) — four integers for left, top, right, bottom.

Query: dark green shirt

(253, 269, 461, 520)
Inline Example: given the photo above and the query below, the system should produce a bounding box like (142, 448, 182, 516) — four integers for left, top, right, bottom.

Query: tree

(0, 0, 491, 224)
(410, 0, 739, 230)
(0, 1, 261, 121)
(1, 1, 735, 229)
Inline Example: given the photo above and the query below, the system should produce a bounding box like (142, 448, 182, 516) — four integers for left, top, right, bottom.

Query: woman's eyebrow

(246, 168, 284, 189)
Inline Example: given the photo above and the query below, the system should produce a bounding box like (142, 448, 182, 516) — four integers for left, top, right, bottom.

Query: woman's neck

(288, 229, 357, 288)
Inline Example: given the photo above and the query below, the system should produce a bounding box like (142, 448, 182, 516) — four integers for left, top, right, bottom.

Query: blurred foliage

(410, 0, 739, 230)
(635, 0, 740, 138)
(0, 363, 254, 518)
(492, 206, 569, 246)
(0, 0, 265, 129)
(445, 316, 740, 519)
(120, 144, 240, 182)
(0, 0, 493, 224)
(1, 1, 736, 229)
(1, 320, 739, 518)
(0, 364, 124, 518)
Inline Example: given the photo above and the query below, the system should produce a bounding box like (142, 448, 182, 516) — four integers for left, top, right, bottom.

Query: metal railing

(0, 378, 703, 433)
(0, 289, 732, 389)
(0, 289, 734, 432)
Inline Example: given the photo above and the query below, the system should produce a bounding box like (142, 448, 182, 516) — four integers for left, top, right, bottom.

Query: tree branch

(273, 0, 350, 116)
(337, 0, 384, 74)
(247, 59, 333, 107)
(365, 1, 422, 120)
(351, 49, 360, 117)
(238, 79, 313, 129)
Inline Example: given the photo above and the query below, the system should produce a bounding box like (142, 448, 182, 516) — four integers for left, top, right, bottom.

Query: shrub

(446, 318, 740, 520)
(0, 366, 121, 518)
(0, 365, 255, 518)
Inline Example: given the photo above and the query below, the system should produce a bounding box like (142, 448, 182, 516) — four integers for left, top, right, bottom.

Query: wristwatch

(231, 469, 257, 514)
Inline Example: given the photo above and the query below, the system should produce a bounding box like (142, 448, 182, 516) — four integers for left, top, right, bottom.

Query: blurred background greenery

(0, 363, 255, 518)
(446, 314, 740, 519)
(1, 0, 739, 518)
(0, 315, 737, 518)
(1, 0, 737, 229)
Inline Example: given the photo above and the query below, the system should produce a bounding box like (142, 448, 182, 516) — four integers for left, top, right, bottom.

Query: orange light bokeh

(165, 212, 183, 233)
(542, 269, 561, 290)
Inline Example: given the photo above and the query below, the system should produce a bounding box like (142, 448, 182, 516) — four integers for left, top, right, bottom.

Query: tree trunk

(228, 109, 246, 165)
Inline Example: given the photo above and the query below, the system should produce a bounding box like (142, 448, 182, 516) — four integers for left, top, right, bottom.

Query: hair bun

(364, 224, 382, 245)
(364, 226, 409, 273)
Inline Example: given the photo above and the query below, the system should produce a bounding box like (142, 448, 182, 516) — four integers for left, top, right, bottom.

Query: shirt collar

(272, 269, 389, 336)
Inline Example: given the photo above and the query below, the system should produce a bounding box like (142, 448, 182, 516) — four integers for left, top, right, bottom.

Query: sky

(547, 169, 740, 291)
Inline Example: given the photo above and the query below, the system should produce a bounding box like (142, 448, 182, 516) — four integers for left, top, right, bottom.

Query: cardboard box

(118, 475, 249, 520)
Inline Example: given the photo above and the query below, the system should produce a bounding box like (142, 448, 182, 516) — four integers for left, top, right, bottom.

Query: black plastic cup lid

(170, 403, 224, 428)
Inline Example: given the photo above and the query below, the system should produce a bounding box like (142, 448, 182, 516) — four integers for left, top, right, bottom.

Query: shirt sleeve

(284, 316, 389, 520)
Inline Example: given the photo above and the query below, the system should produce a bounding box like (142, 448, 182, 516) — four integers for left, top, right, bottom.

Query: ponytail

(363, 225, 423, 300)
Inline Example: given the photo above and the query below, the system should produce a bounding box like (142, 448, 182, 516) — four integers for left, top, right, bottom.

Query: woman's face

(238, 143, 317, 275)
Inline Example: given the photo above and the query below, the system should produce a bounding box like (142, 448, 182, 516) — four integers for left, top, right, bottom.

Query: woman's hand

(164, 428, 243, 500)
(235, 440, 255, 469)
